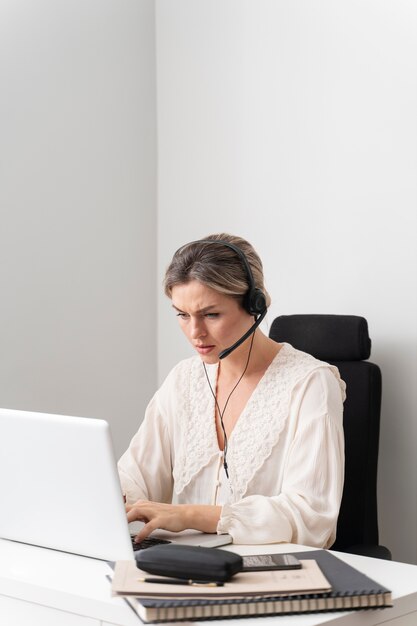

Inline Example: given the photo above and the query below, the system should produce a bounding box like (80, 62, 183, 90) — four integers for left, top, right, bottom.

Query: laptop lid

(0, 408, 231, 561)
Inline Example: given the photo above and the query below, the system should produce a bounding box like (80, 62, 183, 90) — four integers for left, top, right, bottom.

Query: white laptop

(0, 408, 232, 561)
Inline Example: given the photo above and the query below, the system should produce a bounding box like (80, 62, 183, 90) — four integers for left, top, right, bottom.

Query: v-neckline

(210, 345, 286, 450)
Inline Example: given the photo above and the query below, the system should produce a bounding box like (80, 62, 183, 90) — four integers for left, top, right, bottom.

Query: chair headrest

(269, 314, 371, 361)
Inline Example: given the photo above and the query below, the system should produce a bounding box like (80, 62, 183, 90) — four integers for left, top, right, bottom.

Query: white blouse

(118, 343, 346, 549)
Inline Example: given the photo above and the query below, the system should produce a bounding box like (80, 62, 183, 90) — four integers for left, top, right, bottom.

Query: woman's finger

(126, 506, 149, 524)
(134, 518, 160, 543)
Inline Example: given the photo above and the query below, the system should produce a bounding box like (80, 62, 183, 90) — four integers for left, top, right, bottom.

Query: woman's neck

(218, 331, 281, 380)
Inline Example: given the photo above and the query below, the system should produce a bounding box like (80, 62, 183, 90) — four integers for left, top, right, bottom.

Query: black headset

(178, 239, 268, 359)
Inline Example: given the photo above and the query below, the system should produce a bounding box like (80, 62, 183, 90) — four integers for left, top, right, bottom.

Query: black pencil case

(135, 544, 243, 582)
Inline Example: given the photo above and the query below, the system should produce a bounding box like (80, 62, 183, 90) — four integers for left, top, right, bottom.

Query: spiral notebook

(116, 550, 392, 623)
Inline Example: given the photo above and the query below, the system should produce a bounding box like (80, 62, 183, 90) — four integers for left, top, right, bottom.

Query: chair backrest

(269, 314, 384, 553)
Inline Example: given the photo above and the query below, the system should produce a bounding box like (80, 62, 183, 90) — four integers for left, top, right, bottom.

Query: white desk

(1, 538, 417, 626)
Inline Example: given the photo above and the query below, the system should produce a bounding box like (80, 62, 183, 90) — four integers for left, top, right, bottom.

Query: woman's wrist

(182, 504, 222, 533)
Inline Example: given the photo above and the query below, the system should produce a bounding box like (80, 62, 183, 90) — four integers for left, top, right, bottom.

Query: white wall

(156, 0, 417, 563)
(0, 0, 157, 458)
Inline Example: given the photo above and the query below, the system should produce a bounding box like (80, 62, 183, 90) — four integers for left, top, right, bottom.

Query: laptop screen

(0, 408, 134, 561)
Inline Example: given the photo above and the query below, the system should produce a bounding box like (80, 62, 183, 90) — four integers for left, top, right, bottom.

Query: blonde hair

(164, 233, 271, 308)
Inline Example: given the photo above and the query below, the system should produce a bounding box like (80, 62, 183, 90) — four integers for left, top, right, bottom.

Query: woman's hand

(126, 500, 222, 543)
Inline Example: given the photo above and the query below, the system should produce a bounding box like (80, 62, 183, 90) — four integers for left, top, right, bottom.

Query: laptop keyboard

(131, 536, 172, 551)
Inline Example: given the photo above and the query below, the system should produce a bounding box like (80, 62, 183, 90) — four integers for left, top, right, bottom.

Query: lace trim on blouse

(172, 343, 345, 501)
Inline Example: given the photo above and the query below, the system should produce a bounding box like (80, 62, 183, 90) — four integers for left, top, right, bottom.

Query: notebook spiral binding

(144, 588, 391, 623)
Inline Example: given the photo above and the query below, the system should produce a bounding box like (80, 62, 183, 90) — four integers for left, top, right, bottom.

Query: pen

(138, 577, 224, 587)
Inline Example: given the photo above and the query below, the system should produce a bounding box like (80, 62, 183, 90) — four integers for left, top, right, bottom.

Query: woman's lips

(195, 345, 215, 355)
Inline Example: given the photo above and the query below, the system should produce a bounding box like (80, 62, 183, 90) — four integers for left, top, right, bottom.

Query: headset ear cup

(246, 288, 267, 316)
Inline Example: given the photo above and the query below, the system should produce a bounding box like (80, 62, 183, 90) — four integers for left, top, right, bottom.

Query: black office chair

(269, 314, 391, 560)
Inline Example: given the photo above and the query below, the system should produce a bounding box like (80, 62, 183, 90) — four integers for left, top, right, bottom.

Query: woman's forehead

(171, 280, 234, 310)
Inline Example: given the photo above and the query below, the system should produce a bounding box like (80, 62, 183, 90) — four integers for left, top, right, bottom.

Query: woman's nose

(190, 318, 207, 339)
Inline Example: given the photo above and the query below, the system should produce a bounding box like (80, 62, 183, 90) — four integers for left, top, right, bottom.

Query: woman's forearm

(184, 504, 222, 533)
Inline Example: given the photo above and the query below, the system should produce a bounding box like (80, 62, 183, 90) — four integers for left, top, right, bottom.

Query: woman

(118, 234, 345, 548)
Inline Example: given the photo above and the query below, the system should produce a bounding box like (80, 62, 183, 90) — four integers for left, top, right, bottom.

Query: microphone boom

(218, 308, 267, 360)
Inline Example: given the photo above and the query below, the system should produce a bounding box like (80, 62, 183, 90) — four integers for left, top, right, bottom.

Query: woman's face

(171, 280, 253, 363)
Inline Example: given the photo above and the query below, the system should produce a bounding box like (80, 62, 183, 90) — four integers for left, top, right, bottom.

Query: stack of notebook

(110, 550, 392, 623)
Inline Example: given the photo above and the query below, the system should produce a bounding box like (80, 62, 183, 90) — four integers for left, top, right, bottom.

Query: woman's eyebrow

(171, 304, 218, 314)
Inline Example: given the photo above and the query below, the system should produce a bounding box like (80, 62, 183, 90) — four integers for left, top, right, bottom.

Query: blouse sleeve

(217, 368, 345, 548)
(117, 392, 174, 505)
